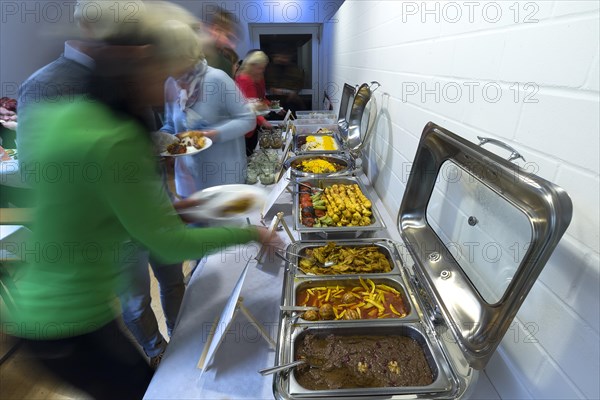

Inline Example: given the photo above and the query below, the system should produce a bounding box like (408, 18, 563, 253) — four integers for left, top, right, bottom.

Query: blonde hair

(155, 19, 204, 68)
(74, 1, 200, 39)
(239, 50, 269, 73)
(74, 1, 203, 69)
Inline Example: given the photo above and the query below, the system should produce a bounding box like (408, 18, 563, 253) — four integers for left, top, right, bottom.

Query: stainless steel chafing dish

(283, 239, 400, 277)
(279, 324, 455, 398)
(283, 154, 354, 178)
(282, 83, 378, 168)
(292, 132, 344, 155)
(291, 276, 419, 323)
(272, 122, 572, 399)
(292, 176, 386, 238)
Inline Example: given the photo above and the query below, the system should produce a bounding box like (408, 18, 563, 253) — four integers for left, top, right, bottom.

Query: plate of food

(157, 131, 213, 157)
(180, 184, 268, 221)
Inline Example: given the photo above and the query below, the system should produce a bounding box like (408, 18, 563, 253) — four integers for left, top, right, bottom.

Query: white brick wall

(328, 1, 600, 399)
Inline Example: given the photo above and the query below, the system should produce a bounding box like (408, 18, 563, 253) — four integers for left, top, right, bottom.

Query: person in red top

(235, 50, 272, 155)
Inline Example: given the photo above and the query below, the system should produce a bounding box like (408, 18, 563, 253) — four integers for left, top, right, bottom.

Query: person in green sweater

(1, 7, 273, 400)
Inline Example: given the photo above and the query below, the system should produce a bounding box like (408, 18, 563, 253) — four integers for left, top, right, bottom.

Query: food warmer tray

(292, 133, 345, 156)
(283, 154, 355, 178)
(283, 238, 402, 278)
(272, 122, 572, 399)
(296, 110, 338, 119)
(286, 274, 421, 324)
(292, 176, 386, 238)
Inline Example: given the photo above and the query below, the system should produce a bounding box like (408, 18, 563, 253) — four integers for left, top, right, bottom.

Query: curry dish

(296, 278, 408, 321)
(298, 242, 392, 275)
(294, 333, 434, 389)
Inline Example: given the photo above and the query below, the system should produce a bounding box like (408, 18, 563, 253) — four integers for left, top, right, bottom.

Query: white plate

(160, 137, 213, 157)
(181, 184, 267, 221)
(256, 107, 284, 116)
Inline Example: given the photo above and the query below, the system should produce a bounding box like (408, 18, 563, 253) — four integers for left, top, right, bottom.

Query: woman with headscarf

(234, 50, 272, 156)
(160, 38, 255, 197)
(3, 4, 273, 399)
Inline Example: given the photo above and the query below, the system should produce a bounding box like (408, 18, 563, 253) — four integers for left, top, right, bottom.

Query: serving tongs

(286, 177, 324, 193)
(274, 249, 334, 268)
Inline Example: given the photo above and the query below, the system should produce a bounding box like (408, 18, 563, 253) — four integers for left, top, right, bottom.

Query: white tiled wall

(327, 1, 600, 399)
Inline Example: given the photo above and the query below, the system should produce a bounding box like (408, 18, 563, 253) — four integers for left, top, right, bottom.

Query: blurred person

(235, 50, 272, 156)
(3, 5, 275, 399)
(160, 47, 255, 197)
(233, 48, 260, 79)
(15, 0, 200, 369)
(201, 7, 240, 78)
(233, 58, 244, 78)
(265, 47, 306, 115)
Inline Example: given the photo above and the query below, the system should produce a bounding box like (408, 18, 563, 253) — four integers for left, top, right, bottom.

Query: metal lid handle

(369, 81, 381, 92)
(477, 136, 526, 162)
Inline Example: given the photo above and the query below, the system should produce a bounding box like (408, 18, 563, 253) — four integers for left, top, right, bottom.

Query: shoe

(150, 349, 165, 370)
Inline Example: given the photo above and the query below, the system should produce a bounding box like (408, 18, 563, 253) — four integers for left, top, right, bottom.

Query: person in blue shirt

(160, 57, 256, 197)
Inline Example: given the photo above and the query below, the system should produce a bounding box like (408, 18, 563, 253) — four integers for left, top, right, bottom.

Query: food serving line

(143, 173, 499, 400)
(146, 82, 571, 399)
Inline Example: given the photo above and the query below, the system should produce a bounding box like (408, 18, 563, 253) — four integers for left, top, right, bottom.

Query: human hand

(200, 129, 218, 140)
(176, 130, 205, 140)
(0, 106, 17, 131)
(173, 198, 203, 224)
(262, 121, 273, 129)
(0, 120, 17, 131)
(252, 226, 283, 248)
(177, 129, 218, 141)
(173, 197, 202, 211)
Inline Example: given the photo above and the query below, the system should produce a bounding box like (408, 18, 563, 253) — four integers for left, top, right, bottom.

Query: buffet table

(144, 174, 500, 400)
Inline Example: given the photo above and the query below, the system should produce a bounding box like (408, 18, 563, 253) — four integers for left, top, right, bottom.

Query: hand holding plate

(200, 129, 218, 140)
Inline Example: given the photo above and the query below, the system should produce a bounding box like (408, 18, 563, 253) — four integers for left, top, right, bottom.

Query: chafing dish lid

(343, 82, 379, 155)
(337, 83, 356, 134)
(397, 122, 572, 370)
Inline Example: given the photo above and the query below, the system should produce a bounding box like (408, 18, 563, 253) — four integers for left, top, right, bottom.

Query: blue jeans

(118, 244, 185, 358)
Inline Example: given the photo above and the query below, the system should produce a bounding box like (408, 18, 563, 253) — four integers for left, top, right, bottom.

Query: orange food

(297, 279, 408, 321)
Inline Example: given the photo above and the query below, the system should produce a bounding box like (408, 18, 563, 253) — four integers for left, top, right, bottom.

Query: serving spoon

(259, 359, 322, 376)
(280, 305, 319, 312)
